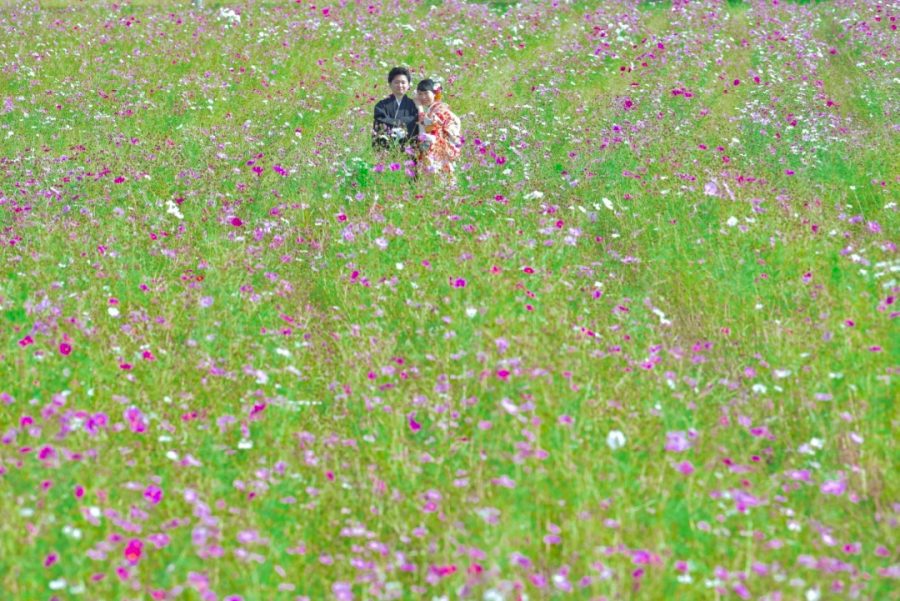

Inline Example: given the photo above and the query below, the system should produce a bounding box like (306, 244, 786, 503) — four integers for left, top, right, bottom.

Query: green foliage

(0, 0, 896, 599)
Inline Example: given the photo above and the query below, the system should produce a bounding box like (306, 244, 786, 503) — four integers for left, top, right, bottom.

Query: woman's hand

(418, 133, 436, 150)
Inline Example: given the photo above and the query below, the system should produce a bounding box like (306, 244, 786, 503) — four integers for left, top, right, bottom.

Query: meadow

(0, 0, 897, 599)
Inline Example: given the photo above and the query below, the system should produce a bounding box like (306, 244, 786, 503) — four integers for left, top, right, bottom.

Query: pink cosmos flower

(124, 539, 143, 564)
(821, 479, 846, 495)
(144, 485, 163, 505)
(665, 431, 691, 452)
(676, 461, 695, 475)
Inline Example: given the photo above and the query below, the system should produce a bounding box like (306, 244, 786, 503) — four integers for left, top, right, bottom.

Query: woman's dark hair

(387, 67, 411, 84)
(416, 78, 437, 92)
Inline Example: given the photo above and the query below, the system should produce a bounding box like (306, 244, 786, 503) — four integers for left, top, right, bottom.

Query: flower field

(0, 0, 897, 599)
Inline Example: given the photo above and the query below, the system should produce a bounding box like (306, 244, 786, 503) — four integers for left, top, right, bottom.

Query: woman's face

(389, 75, 409, 96)
(416, 89, 435, 106)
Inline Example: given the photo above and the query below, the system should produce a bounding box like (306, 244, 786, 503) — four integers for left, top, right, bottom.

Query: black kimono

(372, 95, 419, 151)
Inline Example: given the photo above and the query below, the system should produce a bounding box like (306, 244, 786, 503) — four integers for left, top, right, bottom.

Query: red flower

(59, 342, 72, 356)
(230, 217, 243, 227)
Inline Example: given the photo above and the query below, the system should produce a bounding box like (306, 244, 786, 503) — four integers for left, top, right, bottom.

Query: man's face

(390, 75, 409, 96)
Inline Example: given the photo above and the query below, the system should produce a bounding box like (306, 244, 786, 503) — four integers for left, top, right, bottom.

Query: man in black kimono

(372, 67, 420, 153)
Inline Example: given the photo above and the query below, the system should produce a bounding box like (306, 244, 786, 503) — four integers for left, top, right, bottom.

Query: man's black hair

(388, 67, 411, 84)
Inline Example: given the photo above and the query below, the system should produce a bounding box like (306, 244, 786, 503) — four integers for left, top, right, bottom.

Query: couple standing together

(372, 66, 461, 183)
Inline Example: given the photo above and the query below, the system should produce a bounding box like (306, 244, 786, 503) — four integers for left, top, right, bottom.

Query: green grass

(0, 0, 897, 599)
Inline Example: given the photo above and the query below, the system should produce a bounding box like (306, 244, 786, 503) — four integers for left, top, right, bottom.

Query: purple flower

(821, 479, 846, 496)
(676, 461, 694, 475)
(665, 431, 691, 452)
(332, 581, 353, 601)
(144, 485, 163, 505)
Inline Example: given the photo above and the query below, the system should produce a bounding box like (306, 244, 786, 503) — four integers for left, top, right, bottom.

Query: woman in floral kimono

(414, 79, 461, 183)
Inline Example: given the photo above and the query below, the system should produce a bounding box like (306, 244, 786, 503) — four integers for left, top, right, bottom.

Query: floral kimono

(417, 101, 461, 180)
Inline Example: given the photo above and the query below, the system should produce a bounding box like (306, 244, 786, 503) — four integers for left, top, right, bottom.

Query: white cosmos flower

(165, 200, 184, 220)
(606, 430, 626, 450)
(652, 308, 671, 325)
(483, 590, 505, 601)
(219, 8, 241, 24)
